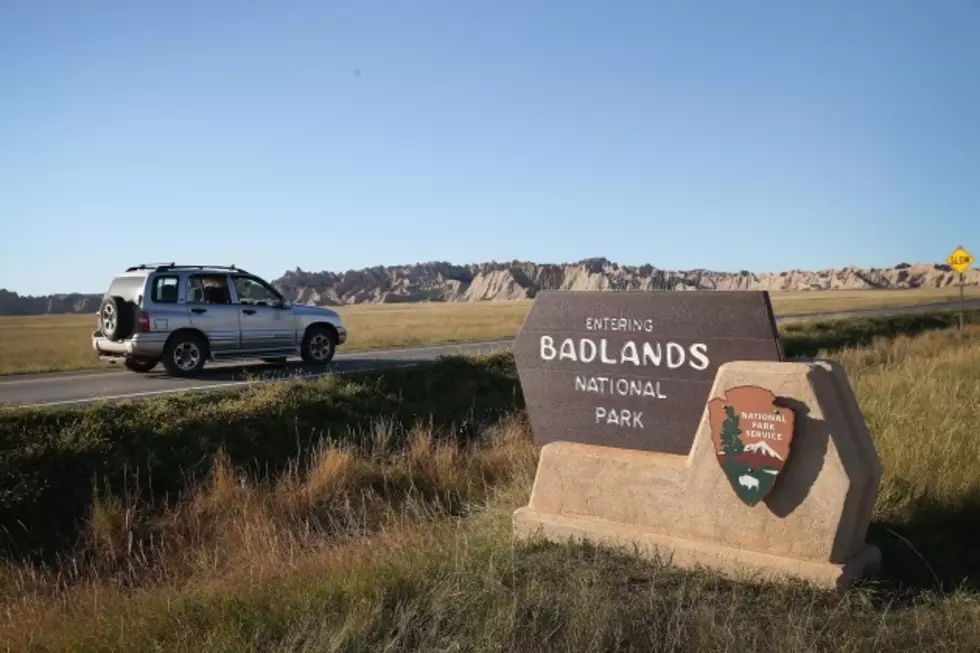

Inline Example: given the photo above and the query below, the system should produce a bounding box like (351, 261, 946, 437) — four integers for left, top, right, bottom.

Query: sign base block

(512, 360, 883, 592)
(514, 506, 881, 590)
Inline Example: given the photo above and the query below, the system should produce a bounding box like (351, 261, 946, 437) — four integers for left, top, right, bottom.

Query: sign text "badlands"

(539, 335, 709, 371)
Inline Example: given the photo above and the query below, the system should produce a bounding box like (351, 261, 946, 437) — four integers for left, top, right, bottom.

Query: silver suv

(92, 263, 347, 376)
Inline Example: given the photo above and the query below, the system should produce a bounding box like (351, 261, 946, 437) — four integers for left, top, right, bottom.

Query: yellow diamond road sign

(947, 246, 975, 275)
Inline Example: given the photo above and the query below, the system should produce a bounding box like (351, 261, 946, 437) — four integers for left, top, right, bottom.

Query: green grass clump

(780, 308, 980, 357)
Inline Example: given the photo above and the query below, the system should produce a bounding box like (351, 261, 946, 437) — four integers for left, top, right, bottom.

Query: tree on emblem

(719, 405, 744, 457)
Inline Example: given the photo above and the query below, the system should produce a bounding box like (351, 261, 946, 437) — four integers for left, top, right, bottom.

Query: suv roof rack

(125, 262, 175, 272)
(125, 263, 251, 274)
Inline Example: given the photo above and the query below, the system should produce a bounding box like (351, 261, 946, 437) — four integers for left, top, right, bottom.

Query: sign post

(946, 246, 975, 330)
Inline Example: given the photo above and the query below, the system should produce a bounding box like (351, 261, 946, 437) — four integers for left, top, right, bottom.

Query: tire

(301, 325, 337, 365)
(124, 357, 158, 373)
(99, 295, 135, 342)
(162, 331, 209, 377)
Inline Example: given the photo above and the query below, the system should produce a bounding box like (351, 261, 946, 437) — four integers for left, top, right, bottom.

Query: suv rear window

(151, 275, 180, 303)
(104, 275, 147, 303)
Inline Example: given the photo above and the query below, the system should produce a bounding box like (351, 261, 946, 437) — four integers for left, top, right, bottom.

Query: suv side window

(187, 274, 232, 305)
(233, 276, 282, 306)
(151, 275, 180, 303)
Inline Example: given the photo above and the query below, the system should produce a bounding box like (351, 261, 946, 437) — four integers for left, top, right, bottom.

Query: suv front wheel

(162, 332, 209, 377)
(301, 325, 337, 365)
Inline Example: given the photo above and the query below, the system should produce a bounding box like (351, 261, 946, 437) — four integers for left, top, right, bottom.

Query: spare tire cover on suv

(100, 295, 135, 341)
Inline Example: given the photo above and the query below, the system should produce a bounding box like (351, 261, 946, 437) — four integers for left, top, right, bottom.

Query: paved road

(0, 340, 513, 409)
(1, 297, 977, 409)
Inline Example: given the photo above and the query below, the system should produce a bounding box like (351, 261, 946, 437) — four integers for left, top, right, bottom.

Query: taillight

(138, 312, 150, 333)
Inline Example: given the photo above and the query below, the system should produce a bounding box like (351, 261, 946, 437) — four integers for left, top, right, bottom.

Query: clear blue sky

(2, 0, 979, 295)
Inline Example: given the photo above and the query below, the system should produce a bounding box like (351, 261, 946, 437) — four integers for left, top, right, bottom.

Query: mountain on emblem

(708, 386, 796, 506)
(743, 440, 783, 460)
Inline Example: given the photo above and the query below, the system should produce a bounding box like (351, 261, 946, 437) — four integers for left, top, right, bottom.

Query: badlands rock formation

(272, 258, 980, 306)
(1, 258, 977, 315)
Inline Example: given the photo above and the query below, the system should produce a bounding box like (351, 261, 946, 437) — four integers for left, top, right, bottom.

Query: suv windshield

(104, 275, 147, 303)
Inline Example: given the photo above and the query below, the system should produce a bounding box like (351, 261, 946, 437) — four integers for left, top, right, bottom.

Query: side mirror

(280, 299, 293, 309)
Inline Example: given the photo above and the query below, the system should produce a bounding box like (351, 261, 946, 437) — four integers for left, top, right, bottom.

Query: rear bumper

(92, 332, 169, 359)
(336, 326, 347, 345)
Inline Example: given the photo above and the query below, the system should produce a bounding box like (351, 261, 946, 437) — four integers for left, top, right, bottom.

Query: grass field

(2, 286, 980, 376)
(2, 316, 980, 651)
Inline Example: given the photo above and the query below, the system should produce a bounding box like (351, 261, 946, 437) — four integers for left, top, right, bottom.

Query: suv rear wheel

(124, 357, 158, 373)
(162, 332, 209, 377)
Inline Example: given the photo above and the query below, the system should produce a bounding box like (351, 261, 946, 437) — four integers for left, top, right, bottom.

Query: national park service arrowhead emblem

(708, 386, 796, 506)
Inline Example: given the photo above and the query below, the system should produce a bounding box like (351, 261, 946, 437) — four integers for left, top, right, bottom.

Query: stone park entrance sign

(513, 290, 785, 455)
(512, 290, 884, 591)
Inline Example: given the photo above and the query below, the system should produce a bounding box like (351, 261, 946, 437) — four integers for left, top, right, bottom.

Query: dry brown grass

(3, 286, 980, 376)
(2, 327, 980, 650)
(0, 313, 97, 375)
(834, 326, 980, 527)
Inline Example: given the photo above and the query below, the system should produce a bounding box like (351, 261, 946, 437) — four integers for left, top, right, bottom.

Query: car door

(231, 274, 296, 351)
(186, 273, 242, 354)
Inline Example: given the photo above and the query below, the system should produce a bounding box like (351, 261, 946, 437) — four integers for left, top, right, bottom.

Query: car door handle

(242, 308, 256, 315)
(191, 307, 207, 314)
